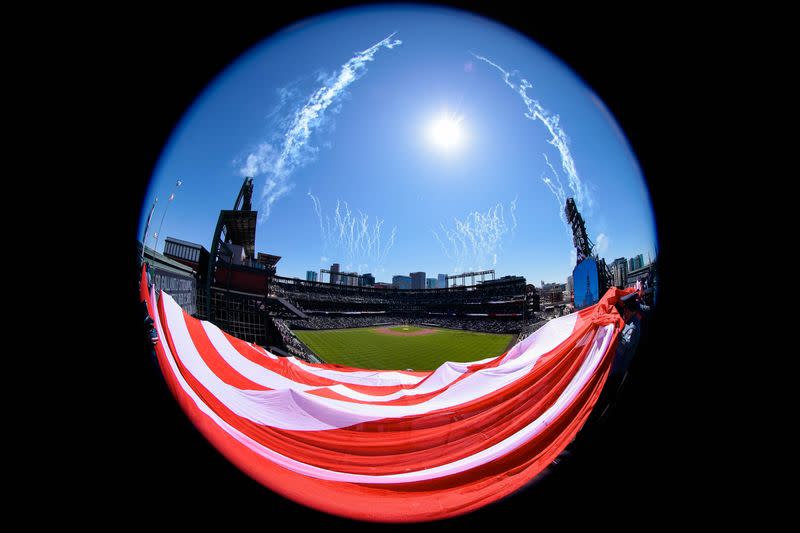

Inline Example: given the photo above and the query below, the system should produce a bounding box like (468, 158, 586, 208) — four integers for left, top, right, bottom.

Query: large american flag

(140, 266, 628, 522)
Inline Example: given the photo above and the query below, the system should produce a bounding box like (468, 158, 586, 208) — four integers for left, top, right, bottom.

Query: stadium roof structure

(137, 242, 194, 276)
(257, 252, 281, 268)
(219, 210, 256, 259)
(164, 236, 209, 252)
(140, 264, 634, 523)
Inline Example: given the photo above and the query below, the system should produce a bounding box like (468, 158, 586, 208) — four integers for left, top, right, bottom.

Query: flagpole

(142, 196, 158, 262)
(154, 179, 182, 254)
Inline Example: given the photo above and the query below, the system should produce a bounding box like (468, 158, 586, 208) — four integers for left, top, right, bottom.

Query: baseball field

(292, 325, 515, 371)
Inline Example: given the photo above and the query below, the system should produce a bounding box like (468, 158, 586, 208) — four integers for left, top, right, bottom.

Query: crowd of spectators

(270, 318, 322, 363)
(517, 319, 549, 342)
(286, 314, 397, 331)
(285, 313, 538, 335)
(273, 283, 393, 305)
(270, 277, 528, 313)
(416, 316, 524, 334)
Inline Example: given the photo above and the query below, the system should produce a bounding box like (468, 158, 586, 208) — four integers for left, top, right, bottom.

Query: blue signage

(573, 258, 599, 309)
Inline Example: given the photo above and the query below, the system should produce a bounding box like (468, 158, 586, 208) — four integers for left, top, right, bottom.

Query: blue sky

(140, 5, 657, 286)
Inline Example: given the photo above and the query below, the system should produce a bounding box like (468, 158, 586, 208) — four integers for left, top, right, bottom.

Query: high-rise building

(330, 263, 340, 285)
(437, 273, 448, 289)
(361, 273, 375, 286)
(343, 272, 359, 286)
(610, 257, 628, 288)
(392, 275, 412, 290)
(628, 254, 644, 272)
(566, 275, 574, 304)
(410, 272, 426, 290)
(306, 270, 318, 282)
(426, 278, 437, 289)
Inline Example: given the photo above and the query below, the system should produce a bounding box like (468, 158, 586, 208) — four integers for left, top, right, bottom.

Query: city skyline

(139, 5, 658, 287)
(301, 254, 651, 287)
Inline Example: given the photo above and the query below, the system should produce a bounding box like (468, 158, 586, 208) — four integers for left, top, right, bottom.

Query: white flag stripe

(285, 355, 425, 386)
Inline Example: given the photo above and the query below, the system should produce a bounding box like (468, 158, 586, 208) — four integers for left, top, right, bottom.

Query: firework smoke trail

(240, 33, 402, 221)
(308, 192, 397, 271)
(431, 199, 517, 273)
(471, 53, 593, 224)
(541, 152, 570, 232)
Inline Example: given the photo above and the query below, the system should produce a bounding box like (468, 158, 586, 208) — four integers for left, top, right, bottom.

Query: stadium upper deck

(270, 275, 538, 318)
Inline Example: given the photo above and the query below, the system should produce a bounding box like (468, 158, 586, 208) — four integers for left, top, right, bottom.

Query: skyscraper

(566, 275, 574, 304)
(437, 273, 448, 289)
(611, 257, 628, 288)
(361, 273, 375, 286)
(330, 263, 340, 284)
(426, 278, 437, 289)
(628, 254, 644, 272)
(392, 275, 412, 290)
(410, 272, 426, 290)
(306, 270, 318, 282)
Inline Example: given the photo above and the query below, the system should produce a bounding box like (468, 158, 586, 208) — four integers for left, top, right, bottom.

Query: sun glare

(427, 113, 465, 152)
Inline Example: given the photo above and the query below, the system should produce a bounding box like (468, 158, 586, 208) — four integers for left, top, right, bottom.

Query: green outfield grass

(292, 326, 515, 371)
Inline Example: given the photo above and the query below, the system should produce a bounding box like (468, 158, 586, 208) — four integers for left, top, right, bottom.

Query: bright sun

(427, 113, 464, 152)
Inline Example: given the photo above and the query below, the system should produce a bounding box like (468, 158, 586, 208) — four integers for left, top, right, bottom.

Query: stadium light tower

(564, 198, 592, 264)
(204, 177, 256, 319)
(565, 197, 613, 298)
(154, 179, 183, 254)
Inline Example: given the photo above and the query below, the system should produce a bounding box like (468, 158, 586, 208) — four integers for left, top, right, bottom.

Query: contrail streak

(308, 191, 397, 271)
(541, 153, 569, 230)
(432, 199, 517, 273)
(240, 33, 403, 221)
(471, 53, 593, 224)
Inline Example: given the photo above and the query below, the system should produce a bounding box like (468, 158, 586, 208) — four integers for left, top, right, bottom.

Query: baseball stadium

(137, 176, 656, 522)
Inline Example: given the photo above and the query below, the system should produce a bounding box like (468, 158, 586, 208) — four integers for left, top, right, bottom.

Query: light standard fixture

(154, 179, 182, 254)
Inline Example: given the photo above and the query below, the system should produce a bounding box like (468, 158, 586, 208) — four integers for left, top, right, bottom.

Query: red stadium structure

(140, 265, 632, 522)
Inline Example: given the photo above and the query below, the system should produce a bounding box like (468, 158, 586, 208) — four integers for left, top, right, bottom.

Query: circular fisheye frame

(137, 4, 658, 523)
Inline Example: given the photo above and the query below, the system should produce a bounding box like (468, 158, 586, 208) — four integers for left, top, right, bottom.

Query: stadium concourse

(140, 265, 632, 522)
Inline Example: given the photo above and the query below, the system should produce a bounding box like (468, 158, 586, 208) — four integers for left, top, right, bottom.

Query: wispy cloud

(471, 53, 593, 226)
(595, 232, 609, 254)
(432, 199, 518, 273)
(240, 33, 402, 221)
(308, 191, 397, 272)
